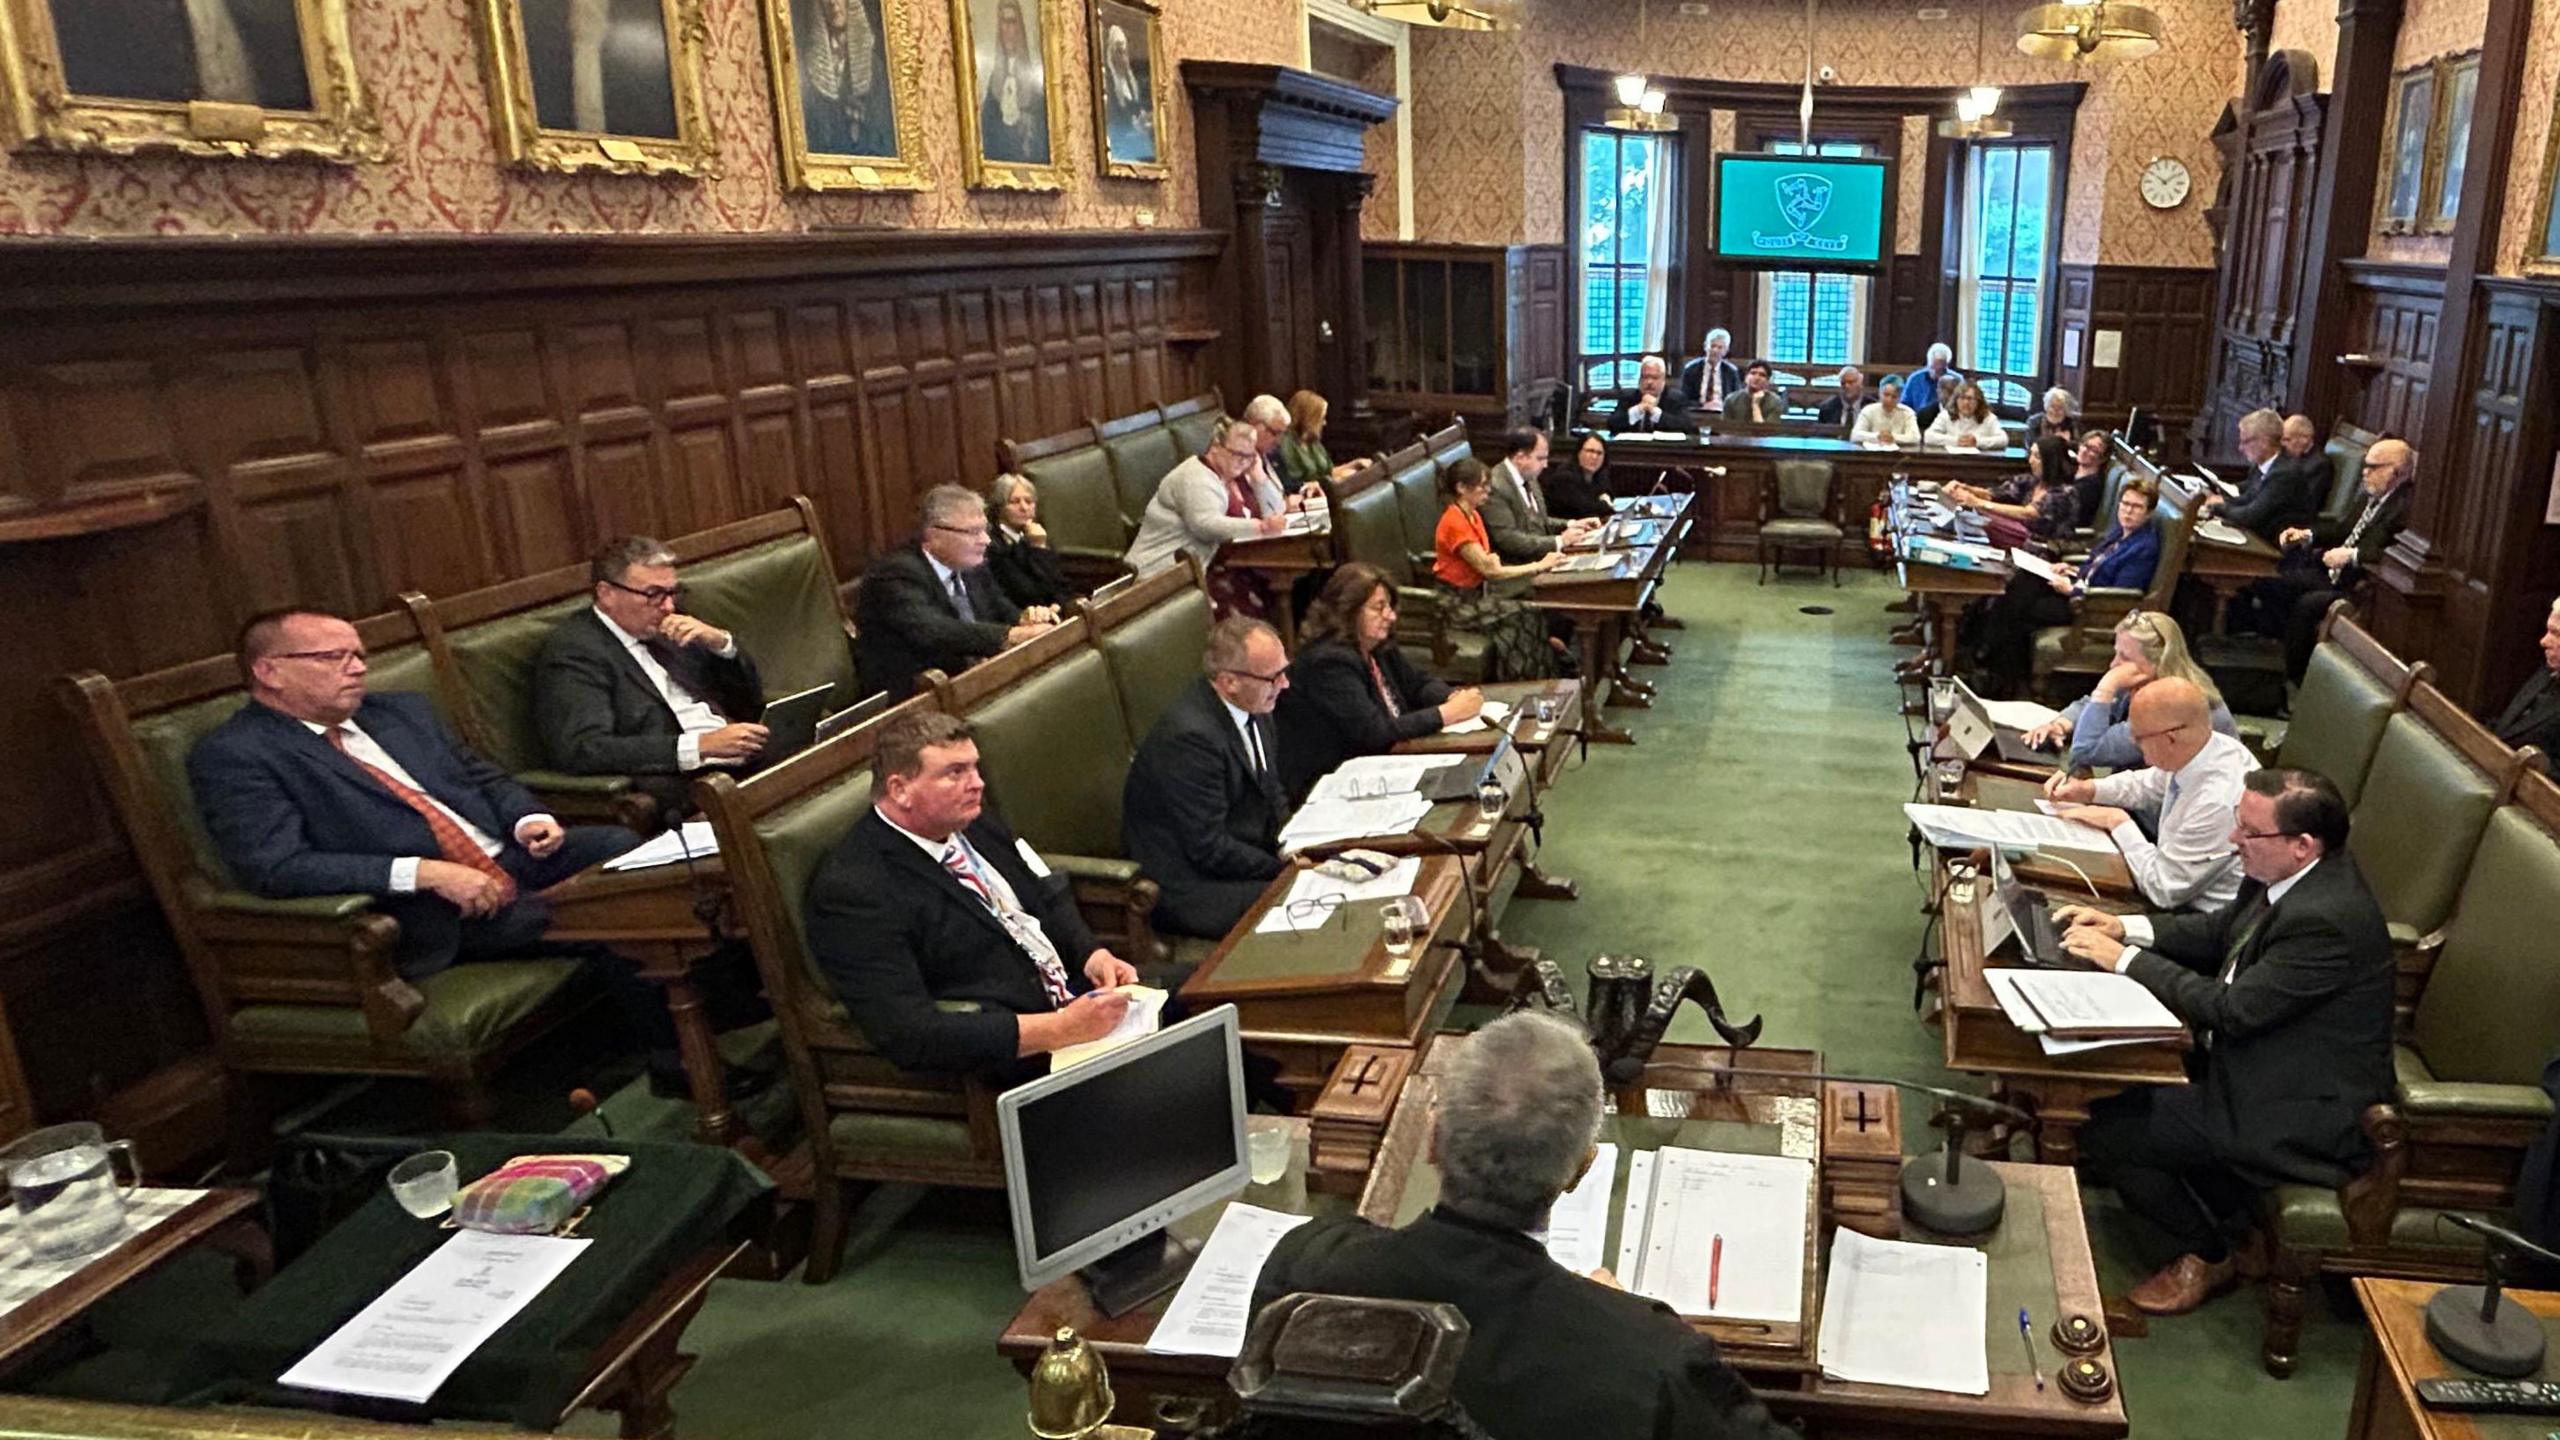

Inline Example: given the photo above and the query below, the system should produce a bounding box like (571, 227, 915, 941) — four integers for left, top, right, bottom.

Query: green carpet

(603, 561, 2370, 1439)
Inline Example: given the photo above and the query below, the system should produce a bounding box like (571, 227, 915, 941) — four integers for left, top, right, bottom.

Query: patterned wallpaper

(2497, 0, 2560, 273)
(1309, 27, 1402, 240)
(1405, 0, 2236, 269)
(2266, 0, 2339, 84)
(1899, 114, 1926, 255)
(0, 0, 1302, 235)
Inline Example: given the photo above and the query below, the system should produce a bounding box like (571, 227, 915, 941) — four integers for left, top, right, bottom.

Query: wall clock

(2139, 156, 2192, 209)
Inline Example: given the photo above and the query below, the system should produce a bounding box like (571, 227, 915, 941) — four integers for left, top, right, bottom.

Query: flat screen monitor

(997, 1005, 1248, 1310)
(1711, 153, 1889, 270)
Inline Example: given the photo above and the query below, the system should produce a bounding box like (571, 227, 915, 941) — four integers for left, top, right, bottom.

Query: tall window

(1577, 128, 1664, 393)
(1961, 143, 2054, 411)
(1756, 140, 1868, 371)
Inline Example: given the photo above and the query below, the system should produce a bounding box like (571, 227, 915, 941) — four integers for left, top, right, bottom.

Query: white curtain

(1639, 138, 1678, 358)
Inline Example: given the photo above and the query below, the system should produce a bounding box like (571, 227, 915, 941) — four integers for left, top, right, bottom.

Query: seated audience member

(1729, 359, 1789, 424)
(2029, 386, 2078, 443)
(2256, 437, 2414, 680)
(190, 609, 639, 982)
(1124, 417, 1291, 616)
(2491, 596, 2560, 755)
(1482, 427, 1600, 562)
(1244, 392, 1326, 506)
(2054, 769, 2393, 1315)
(2067, 428, 2114, 524)
(1902, 342, 1963, 420)
(986, 473, 1077, 611)
(1608, 355, 1692, 435)
(803, 711, 1140, 1078)
(1123, 617, 1295, 939)
(1946, 436, 2081, 548)
(2201, 408, 2320, 543)
(532, 536, 769, 816)
(1924, 380, 2007, 449)
(1543, 431, 1616, 521)
(1277, 389, 1363, 489)
(1254, 1010, 1795, 1440)
(1967, 477, 2155, 698)
(2022, 610, 2239, 771)
(1276, 563, 1483, 800)
(1677, 326, 1742, 413)
(2044, 679, 2251, 911)
(1436, 458, 1569, 681)
(1814, 365, 1869, 429)
(858, 486, 1058, 699)
(1850, 374, 1922, 446)
(2278, 412, 2337, 503)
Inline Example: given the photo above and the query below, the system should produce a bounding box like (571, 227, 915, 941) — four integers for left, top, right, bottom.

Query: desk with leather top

(2185, 525, 2283, 633)
(1213, 524, 1336, 649)
(1393, 678, 1583, 793)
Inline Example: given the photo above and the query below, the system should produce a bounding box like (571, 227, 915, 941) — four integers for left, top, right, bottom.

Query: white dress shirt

(880, 810, 1075, 985)
(306, 718, 551, 892)
(1221, 696, 1273, 775)
(2089, 729, 2253, 911)
(593, 607, 737, 771)
(2113, 853, 2316, 974)
(1853, 402, 1922, 445)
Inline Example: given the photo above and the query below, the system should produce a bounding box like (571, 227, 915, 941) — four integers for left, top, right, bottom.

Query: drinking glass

(2, 1123, 140, 1262)
(1380, 895, 1429, 955)
(1935, 758, 1969, 799)
(1531, 694, 1561, 726)
(1475, 777, 1508, 825)
(1246, 1117, 1292, 1186)
(387, 1150, 459, 1219)
(1928, 677, 1957, 724)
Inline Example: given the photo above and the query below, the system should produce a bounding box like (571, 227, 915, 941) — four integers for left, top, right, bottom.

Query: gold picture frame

(2376, 63, 2434, 235)
(2532, 65, 2560, 275)
(2420, 50, 2480, 236)
(474, 0, 720, 178)
(759, 0, 930, 191)
(951, 0, 1069, 190)
(1088, 0, 1167, 181)
(0, 0, 386, 162)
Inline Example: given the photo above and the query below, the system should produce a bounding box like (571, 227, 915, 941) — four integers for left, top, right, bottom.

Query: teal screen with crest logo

(1711, 153, 1889, 268)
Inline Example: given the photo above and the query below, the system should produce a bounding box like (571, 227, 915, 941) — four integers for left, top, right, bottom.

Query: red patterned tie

(327, 729, 517, 903)
(942, 841, 1072, 1006)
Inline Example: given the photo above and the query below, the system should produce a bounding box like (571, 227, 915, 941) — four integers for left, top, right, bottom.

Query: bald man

(2257, 438, 2416, 680)
(2044, 678, 2251, 911)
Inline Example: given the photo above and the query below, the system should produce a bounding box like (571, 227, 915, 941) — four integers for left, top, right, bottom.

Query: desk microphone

(2424, 1213, 2560, 1376)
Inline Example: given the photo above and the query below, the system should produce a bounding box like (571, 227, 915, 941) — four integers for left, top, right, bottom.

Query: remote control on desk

(2413, 1379, 2560, 1414)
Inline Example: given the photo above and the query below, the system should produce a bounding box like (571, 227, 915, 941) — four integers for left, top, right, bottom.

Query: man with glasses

(188, 609, 640, 981)
(857, 485, 1059, 699)
(534, 536, 773, 816)
(2050, 768, 2393, 1316)
(1122, 616, 1294, 938)
(2042, 678, 2251, 912)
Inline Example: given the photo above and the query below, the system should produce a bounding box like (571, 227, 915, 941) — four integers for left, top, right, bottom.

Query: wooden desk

(1393, 677, 1583, 794)
(2186, 527, 2283, 633)
(2349, 1277, 2560, 1440)
(1952, 770, 2142, 897)
(1533, 533, 1680, 744)
(1215, 524, 1334, 649)
(0, 1189, 264, 1377)
(538, 861, 745, 1145)
(1612, 432, 2020, 563)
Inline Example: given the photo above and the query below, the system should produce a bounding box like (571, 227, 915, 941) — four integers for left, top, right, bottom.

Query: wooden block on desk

(1306, 1045, 1415, 1196)
(1822, 1080, 1904, 1239)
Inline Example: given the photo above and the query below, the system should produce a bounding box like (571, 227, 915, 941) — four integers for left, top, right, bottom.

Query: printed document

(279, 1230, 591, 1404)
(1279, 793, 1433, 852)
(1307, 754, 1463, 802)
(1999, 968, 2182, 1039)
(1626, 1148, 1810, 1323)
(1440, 699, 1513, 736)
(2007, 547, 2059, 583)
(1049, 985, 1168, 1068)
(1146, 1205, 1314, 1357)
(1538, 1142, 1617, 1275)
(1816, 1227, 1989, 1394)
(601, 819, 719, 871)
(1253, 857, 1423, 933)
(1903, 803, 2119, 855)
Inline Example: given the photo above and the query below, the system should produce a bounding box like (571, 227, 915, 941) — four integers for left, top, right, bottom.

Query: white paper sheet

(1903, 803, 2120, 856)
(1628, 1148, 1810, 1323)
(1613, 1149, 1657, 1277)
(1049, 985, 1169, 1068)
(1539, 1142, 1617, 1276)
(1145, 1205, 1315, 1357)
(2194, 517, 2251, 548)
(1252, 857, 1423, 933)
(1816, 1227, 1990, 1394)
(2000, 968, 2183, 1037)
(600, 819, 719, 871)
(1306, 754, 1463, 803)
(279, 1230, 592, 1404)
(2006, 546, 2059, 583)
(1439, 699, 1513, 736)
(1278, 793, 1433, 852)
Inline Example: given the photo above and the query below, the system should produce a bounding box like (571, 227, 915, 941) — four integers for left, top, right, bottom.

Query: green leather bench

(1424, 420, 1473, 479)
(2346, 703, 2516, 953)
(2277, 609, 2419, 808)
(1164, 390, 1225, 458)
(1324, 460, 1487, 683)
(1096, 406, 1186, 536)
(1002, 424, 1136, 586)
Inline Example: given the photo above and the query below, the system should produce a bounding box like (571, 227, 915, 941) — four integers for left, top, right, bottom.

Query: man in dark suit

(857, 485, 1059, 699)
(1254, 1011, 1794, 1440)
(1123, 617, 1294, 939)
(1607, 355, 1692, 436)
(2258, 438, 2415, 680)
(1675, 326, 1743, 415)
(188, 609, 638, 981)
(2492, 598, 2560, 756)
(2203, 408, 2323, 543)
(2278, 414, 2339, 508)
(533, 536, 770, 816)
(803, 711, 1137, 1077)
(1479, 427, 1600, 564)
(1814, 365, 1869, 431)
(2056, 767, 2394, 1315)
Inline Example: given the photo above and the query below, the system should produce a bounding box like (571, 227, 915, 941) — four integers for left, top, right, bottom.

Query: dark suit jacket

(2222, 455, 2326, 543)
(803, 807, 1097, 1077)
(1607, 390, 1693, 436)
(1123, 677, 1287, 938)
(2125, 852, 2397, 1188)
(1275, 639, 1450, 802)
(2494, 668, 2560, 757)
(855, 545, 1022, 699)
(532, 609, 764, 811)
(986, 529, 1075, 610)
(1815, 392, 1869, 431)
(2300, 482, 2412, 585)
(1254, 1208, 1794, 1440)
(1543, 464, 1612, 521)
(1676, 357, 1744, 413)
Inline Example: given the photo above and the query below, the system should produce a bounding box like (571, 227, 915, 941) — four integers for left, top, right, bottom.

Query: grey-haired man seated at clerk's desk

(856, 484, 1061, 700)
(2043, 678, 2251, 913)
(2051, 769, 2394, 1316)
(1253, 1011, 1796, 1440)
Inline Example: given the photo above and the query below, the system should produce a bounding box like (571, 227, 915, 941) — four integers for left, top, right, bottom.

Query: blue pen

(2017, 1307, 2045, 1391)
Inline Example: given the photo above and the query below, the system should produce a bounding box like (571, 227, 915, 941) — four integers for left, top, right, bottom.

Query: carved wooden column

(2284, 0, 2405, 426)
(1323, 170, 1387, 455)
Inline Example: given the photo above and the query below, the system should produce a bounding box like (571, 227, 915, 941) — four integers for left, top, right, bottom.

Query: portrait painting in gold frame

(1088, 0, 1166, 181)
(0, 0, 385, 162)
(951, 0, 1068, 190)
(759, 0, 929, 191)
(474, 0, 719, 178)
(2420, 52, 2478, 236)
(2375, 63, 2433, 235)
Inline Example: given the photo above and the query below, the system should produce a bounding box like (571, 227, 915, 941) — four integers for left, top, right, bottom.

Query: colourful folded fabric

(451, 1155, 623, 1235)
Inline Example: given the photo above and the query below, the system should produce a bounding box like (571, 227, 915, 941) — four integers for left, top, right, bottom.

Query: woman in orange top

(1434, 458, 1567, 679)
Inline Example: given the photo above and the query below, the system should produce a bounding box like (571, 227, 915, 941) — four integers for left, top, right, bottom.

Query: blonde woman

(2023, 609, 2239, 770)
(1924, 381, 2009, 449)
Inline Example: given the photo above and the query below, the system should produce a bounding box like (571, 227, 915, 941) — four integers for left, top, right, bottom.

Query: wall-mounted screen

(1711, 153, 1889, 270)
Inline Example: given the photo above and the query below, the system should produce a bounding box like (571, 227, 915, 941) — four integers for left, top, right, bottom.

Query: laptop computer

(1992, 848, 2070, 967)
(755, 683, 838, 764)
(1944, 679, 2060, 767)
(812, 688, 894, 748)
(1419, 728, 1518, 803)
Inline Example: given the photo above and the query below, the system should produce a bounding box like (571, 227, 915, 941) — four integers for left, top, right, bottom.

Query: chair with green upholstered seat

(1382, 442, 1441, 569)
(2318, 422, 2376, 523)
(694, 693, 1004, 1282)
(61, 610, 592, 1156)
(1757, 460, 1843, 585)
(1422, 420, 1473, 480)
(2257, 769, 2560, 1377)
(1001, 426, 1138, 593)
(1094, 407, 1184, 534)
(2029, 491, 2195, 696)
(1085, 559, 1216, 743)
(2276, 607, 2424, 808)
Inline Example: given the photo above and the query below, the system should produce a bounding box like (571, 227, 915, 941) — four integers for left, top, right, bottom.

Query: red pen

(1709, 1234, 1724, 1310)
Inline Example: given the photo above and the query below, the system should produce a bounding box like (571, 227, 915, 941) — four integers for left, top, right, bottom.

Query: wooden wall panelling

(2334, 261, 2442, 439)
(0, 230, 1220, 1167)
(2199, 54, 2326, 461)
(2053, 264, 2218, 458)
(2285, 0, 2407, 428)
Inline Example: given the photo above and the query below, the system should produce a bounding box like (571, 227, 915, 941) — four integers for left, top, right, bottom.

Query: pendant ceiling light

(2015, 0, 2166, 61)
(1603, 0, 1678, 133)
(1357, 0, 1524, 32)
(1940, 4, 2014, 138)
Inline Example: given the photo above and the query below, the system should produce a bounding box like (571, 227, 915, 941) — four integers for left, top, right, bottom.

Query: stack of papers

(1279, 793, 1432, 852)
(1280, 510, 1329, 536)
(1987, 968, 2182, 1042)
(1307, 753, 1463, 802)
(1441, 698, 1512, 736)
(601, 820, 719, 871)
(1553, 552, 1623, 573)
(2194, 517, 2250, 547)
(1252, 856, 1422, 934)
(281, 1231, 592, 1403)
(1903, 802, 2118, 855)
(1049, 985, 1169, 1068)
(1611, 1148, 1810, 1323)
(1816, 1227, 1989, 1394)
(1146, 1204, 1313, 1357)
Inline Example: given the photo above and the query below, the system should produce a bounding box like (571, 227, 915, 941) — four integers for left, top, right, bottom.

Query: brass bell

(1028, 1326, 1115, 1439)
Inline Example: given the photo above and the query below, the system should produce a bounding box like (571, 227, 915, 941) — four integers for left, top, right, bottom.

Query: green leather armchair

(2030, 496, 2197, 696)
(1757, 460, 1843, 586)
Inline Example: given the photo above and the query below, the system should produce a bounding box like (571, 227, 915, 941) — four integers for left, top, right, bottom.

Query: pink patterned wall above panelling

(1409, 26, 1525, 243)
(2393, 0, 2487, 67)
(2498, 0, 2560, 273)
(0, 0, 1301, 236)
(2267, 0, 2339, 86)
(1898, 114, 1925, 255)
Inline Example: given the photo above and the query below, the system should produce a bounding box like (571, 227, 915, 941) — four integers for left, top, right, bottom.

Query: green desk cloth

(181, 1134, 771, 1429)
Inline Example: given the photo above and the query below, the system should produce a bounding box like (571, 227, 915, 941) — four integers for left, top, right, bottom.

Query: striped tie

(327, 729, 516, 904)
(942, 841, 1073, 1006)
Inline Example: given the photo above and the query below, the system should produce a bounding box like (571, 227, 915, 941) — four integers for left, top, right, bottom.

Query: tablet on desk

(756, 683, 838, 763)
